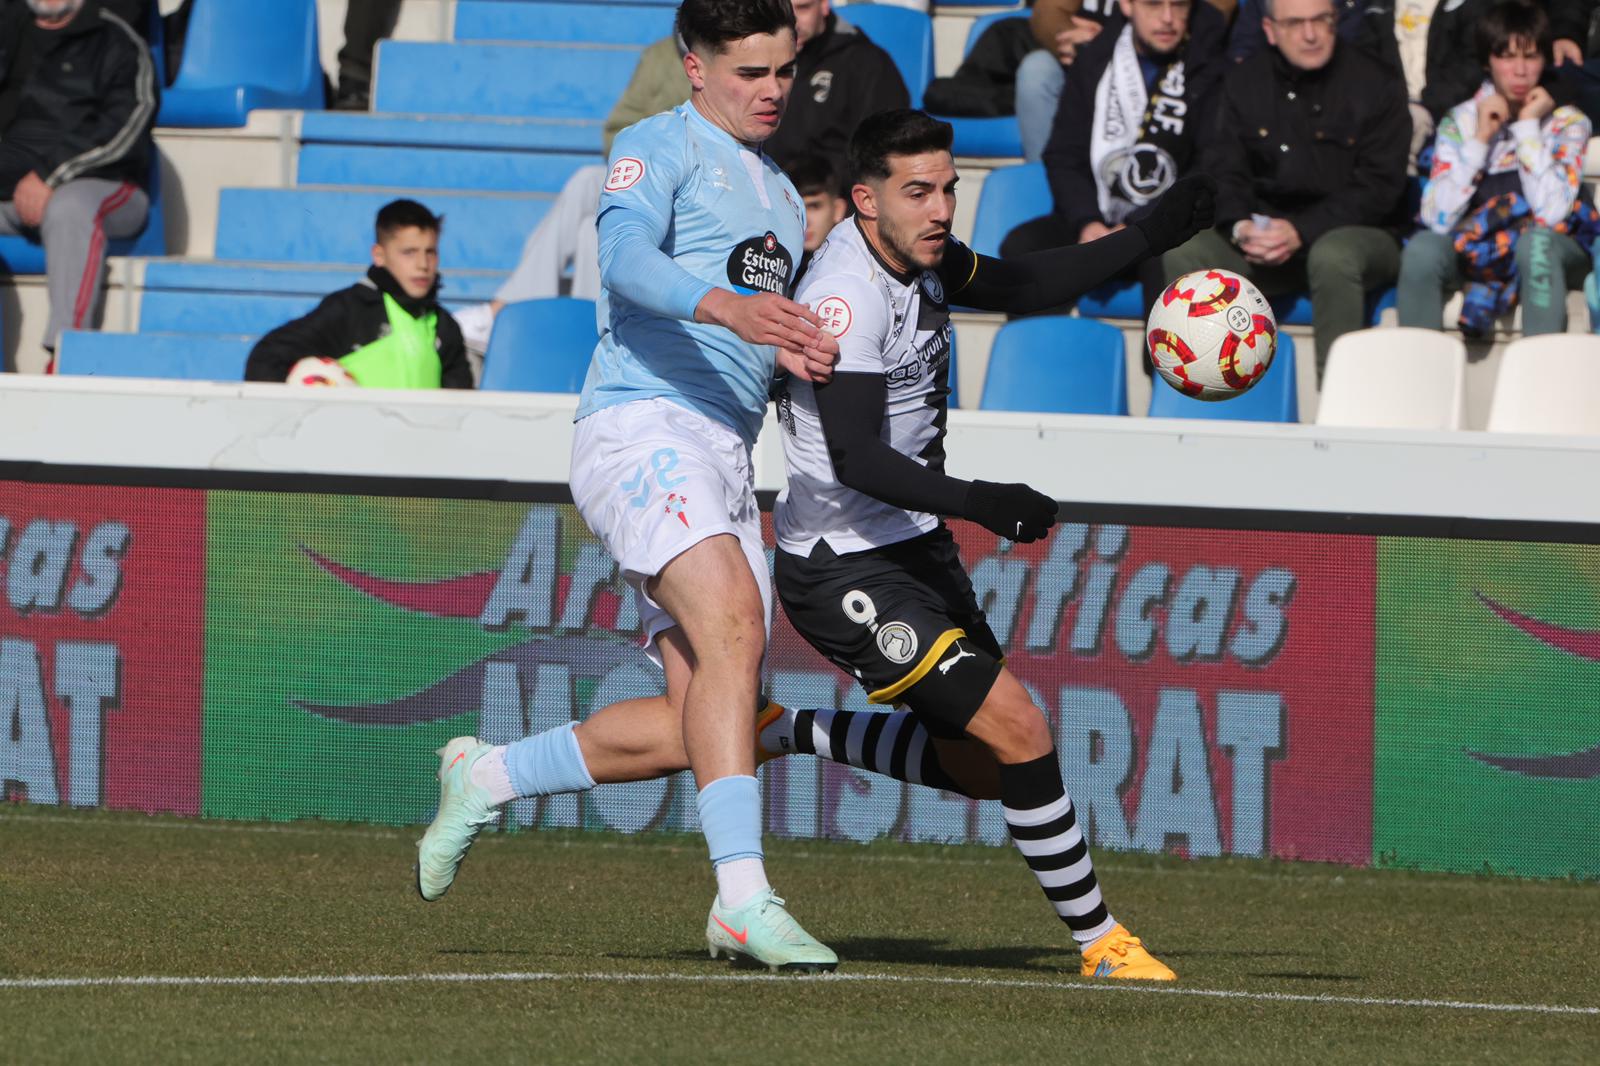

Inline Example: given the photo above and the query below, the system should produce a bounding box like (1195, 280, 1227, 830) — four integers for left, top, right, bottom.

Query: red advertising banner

(765, 520, 1376, 865)
(0, 483, 205, 815)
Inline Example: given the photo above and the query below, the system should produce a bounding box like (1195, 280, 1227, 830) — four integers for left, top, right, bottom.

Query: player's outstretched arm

(696, 288, 839, 360)
(816, 371, 1058, 543)
(951, 174, 1217, 315)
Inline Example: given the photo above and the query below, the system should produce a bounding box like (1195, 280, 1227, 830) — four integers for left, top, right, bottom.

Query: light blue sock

(503, 722, 595, 797)
(695, 775, 763, 865)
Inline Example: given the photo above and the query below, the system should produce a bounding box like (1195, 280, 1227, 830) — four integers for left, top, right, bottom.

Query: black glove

(963, 480, 1060, 543)
(1130, 174, 1217, 256)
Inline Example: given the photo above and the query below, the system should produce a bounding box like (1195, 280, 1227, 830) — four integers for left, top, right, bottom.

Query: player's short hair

(375, 199, 443, 242)
(676, 0, 796, 56)
(849, 109, 954, 186)
(786, 157, 843, 200)
(1476, 0, 1551, 66)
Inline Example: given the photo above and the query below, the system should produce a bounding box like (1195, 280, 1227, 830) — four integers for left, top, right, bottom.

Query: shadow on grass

(604, 939, 1072, 973)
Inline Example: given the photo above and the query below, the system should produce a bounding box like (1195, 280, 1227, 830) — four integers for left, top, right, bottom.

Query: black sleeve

(1041, 51, 1104, 236)
(940, 227, 1151, 314)
(244, 293, 357, 382)
(437, 315, 474, 389)
(812, 372, 973, 517)
(1202, 70, 1256, 228)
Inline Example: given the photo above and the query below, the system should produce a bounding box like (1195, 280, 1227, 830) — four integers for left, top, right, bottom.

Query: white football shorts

(569, 398, 772, 660)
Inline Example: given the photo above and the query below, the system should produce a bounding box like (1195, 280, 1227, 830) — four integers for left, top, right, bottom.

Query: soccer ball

(1146, 269, 1277, 401)
(286, 356, 358, 387)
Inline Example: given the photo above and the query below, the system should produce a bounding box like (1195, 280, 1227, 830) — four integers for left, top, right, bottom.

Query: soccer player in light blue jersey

(416, 0, 842, 974)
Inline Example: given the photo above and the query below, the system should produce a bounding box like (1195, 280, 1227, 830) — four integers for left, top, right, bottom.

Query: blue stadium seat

(930, 12, 1026, 158)
(454, 1, 677, 45)
(980, 316, 1128, 414)
(296, 144, 600, 195)
(141, 261, 509, 304)
(373, 41, 640, 120)
(56, 330, 256, 381)
(299, 112, 606, 155)
(480, 298, 598, 392)
(1147, 332, 1300, 422)
(838, 4, 933, 109)
(139, 291, 321, 335)
(158, 0, 323, 127)
(0, 155, 165, 274)
(214, 188, 552, 271)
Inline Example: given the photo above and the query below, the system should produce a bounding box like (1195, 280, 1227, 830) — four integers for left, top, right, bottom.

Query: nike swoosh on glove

(1130, 174, 1218, 256)
(963, 480, 1060, 543)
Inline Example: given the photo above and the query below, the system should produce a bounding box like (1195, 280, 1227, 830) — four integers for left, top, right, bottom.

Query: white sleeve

(803, 275, 890, 375)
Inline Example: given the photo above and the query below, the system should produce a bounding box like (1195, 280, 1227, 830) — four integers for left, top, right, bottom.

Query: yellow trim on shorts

(868, 627, 967, 706)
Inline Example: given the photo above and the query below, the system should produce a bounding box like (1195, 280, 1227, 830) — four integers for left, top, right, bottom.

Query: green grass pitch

(1, 809, 1596, 1065)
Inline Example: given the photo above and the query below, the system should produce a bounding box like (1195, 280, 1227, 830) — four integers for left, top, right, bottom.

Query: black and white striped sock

(1000, 751, 1116, 947)
(762, 707, 965, 795)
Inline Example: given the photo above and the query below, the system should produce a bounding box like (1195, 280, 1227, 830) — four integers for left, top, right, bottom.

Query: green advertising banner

(1376, 538, 1600, 878)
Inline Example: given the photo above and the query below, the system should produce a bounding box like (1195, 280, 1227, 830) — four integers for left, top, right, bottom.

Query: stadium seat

(373, 41, 641, 121)
(929, 12, 1027, 158)
(1148, 332, 1300, 422)
(158, 0, 322, 127)
(480, 298, 598, 392)
(969, 162, 1137, 314)
(295, 144, 599, 195)
(139, 291, 322, 336)
(299, 111, 606, 155)
(837, 4, 934, 109)
(214, 188, 552, 272)
(979, 316, 1127, 414)
(1486, 334, 1600, 435)
(56, 330, 255, 381)
(141, 260, 508, 304)
(453, 1, 678, 45)
(1315, 327, 1466, 429)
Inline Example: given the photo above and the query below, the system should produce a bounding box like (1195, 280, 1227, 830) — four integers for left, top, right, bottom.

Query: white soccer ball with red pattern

(1146, 268, 1276, 401)
(286, 356, 358, 387)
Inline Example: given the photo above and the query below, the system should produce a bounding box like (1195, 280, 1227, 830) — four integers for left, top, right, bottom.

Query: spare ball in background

(286, 356, 358, 387)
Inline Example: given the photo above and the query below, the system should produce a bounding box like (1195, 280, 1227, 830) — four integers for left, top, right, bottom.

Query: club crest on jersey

(727, 232, 793, 295)
(876, 621, 917, 664)
(920, 271, 944, 305)
(604, 157, 644, 192)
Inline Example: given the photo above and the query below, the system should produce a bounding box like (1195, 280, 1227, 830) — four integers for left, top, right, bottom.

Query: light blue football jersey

(575, 103, 806, 447)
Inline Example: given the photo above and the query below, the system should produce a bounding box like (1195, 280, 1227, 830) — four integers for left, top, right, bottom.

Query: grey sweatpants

(0, 176, 150, 354)
(494, 164, 603, 304)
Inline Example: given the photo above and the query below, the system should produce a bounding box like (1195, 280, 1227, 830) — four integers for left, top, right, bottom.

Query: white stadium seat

(1316, 328, 1467, 430)
(1487, 334, 1600, 435)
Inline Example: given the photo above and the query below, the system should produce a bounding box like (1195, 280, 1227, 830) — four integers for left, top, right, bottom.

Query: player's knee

(969, 689, 1052, 763)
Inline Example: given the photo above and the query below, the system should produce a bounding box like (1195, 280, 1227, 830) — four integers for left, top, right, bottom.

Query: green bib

(338, 293, 442, 389)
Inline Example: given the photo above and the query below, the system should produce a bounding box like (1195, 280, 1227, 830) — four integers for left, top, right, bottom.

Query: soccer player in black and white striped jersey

(761, 108, 1216, 980)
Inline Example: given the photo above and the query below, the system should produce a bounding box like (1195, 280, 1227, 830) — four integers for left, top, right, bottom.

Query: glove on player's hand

(963, 480, 1060, 543)
(1131, 174, 1218, 255)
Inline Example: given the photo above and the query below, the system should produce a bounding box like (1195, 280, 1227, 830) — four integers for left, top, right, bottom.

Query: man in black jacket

(246, 199, 473, 389)
(1000, 0, 1227, 316)
(0, 0, 156, 367)
(763, 0, 910, 176)
(1157, 0, 1410, 376)
(1358, 0, 1491, 166)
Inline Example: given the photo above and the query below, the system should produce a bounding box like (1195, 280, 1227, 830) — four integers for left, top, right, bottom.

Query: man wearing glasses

(1157, 0, 1410, 380)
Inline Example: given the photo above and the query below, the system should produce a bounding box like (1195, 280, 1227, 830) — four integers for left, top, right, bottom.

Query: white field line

(0, 813, 1586, 891)
(0, 969, 1593, 1017)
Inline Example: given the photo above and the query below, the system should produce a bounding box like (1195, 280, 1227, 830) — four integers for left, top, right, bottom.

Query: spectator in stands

(0, 0, 157, 370)
(333, 0, 402, 111)
(788, 156, 849, 272)
(1016, 0, 1235, 162)
(245, 199, 472, 388)
(763, 0, 909, 174)
(1158, 0, 1410, 377)
(1229, 0, 1361, 62)
(1000, 0, 1228, 318)
(1359, 0, 1491, 169)
(924, 7, 1039, 125)
(1549, 0, 1600, 119)
(455, 0, 906, 353)
(1397, 1, 1595, 338)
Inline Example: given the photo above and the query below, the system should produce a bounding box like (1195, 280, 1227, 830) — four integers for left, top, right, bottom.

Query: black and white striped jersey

(774, 218, 973, 557)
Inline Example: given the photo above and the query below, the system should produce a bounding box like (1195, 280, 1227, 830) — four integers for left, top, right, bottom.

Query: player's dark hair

(1476, 0, 1551, 66)
(676, 0, 796, 56)
(786, 156, 842, 200)
(375, 199, 443, 242)
(849, 109, 954, 186)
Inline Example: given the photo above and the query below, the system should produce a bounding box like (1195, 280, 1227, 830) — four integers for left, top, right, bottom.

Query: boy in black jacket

(245, 199, 473, 388)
